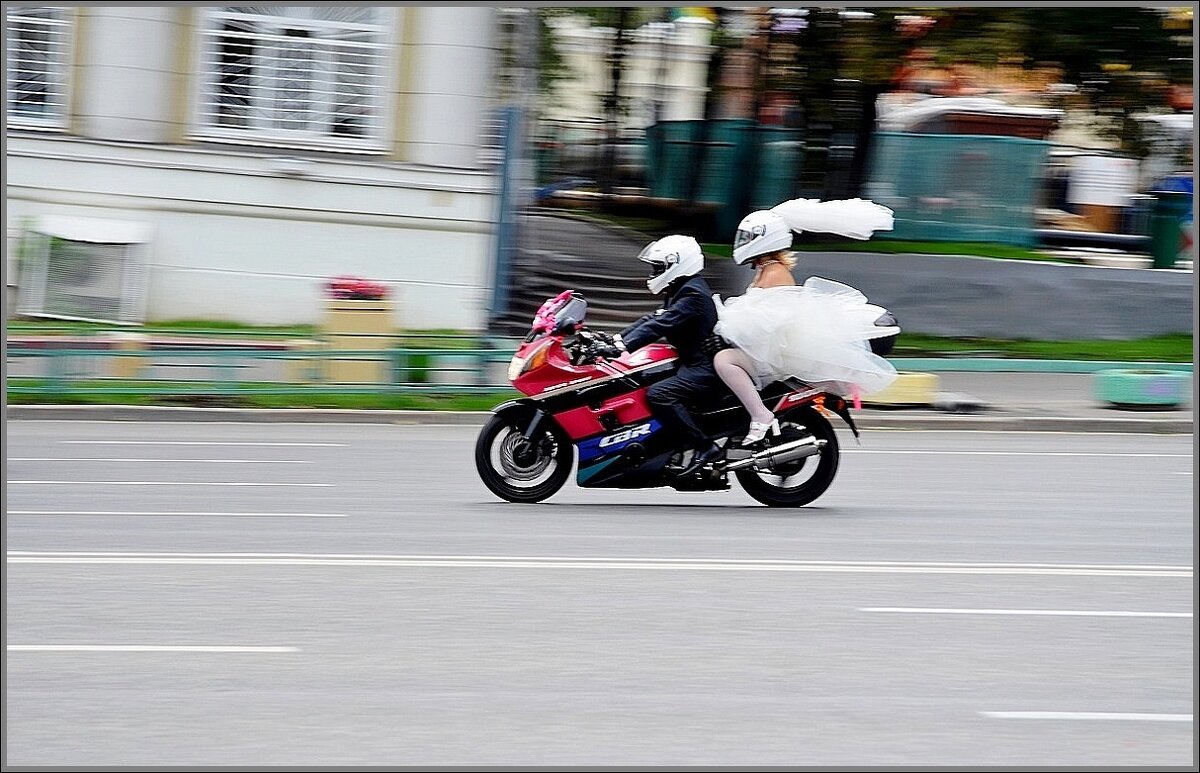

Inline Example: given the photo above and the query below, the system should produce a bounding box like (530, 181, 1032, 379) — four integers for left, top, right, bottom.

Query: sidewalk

(8, 372, 1192, 434)
(854, 370, 1192, 433)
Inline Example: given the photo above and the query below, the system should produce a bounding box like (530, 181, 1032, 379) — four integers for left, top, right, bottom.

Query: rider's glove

(592, 342, 623, 359)
(584, 331, 620, 360)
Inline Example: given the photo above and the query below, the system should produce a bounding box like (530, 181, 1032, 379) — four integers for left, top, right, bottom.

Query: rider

(595, 234, 724, 477)
(713, 199, 900, 444)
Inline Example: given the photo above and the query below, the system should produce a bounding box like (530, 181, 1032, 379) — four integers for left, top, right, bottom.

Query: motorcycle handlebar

(565, 326, 620, 365)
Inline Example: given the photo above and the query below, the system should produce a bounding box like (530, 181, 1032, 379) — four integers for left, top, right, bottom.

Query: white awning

(34, 215, 152, 244)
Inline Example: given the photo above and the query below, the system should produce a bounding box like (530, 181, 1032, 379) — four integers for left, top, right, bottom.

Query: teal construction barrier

(645, 119, 805, 237)
(864, 132, 1052, 247)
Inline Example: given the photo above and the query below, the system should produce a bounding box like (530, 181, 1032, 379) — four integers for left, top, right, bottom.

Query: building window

(5, 6, 73, 129)
(195, 7, 392, 151)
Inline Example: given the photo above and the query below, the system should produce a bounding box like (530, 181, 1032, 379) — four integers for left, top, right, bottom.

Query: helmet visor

(639, 243, 670, 278)
(734, 228, 758, 250)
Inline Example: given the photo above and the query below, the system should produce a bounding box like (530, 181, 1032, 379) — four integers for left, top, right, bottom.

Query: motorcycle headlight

(507, 354, 526, 381)
(508, 339, 551, 380)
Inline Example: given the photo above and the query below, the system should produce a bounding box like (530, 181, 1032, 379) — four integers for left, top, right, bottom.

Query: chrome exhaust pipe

(722, 436, 825, 472)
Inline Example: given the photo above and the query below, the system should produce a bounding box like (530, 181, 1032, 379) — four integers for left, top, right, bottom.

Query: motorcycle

(475, 290, 862, 507)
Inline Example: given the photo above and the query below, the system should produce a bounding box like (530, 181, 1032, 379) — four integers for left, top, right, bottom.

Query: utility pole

(600, 6, 630, 207)
(490, 8, 539, 331)
(516, 7, 539, 208)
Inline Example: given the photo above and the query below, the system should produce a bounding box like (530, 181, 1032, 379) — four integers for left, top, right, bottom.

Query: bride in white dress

(712, 198, 900, 444)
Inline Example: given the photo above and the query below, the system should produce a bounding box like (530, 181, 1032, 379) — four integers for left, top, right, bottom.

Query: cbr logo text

(599, 423, 653, 448)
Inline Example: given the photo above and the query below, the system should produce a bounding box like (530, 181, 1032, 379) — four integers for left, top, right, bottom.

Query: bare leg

(714, 348, 775, 426)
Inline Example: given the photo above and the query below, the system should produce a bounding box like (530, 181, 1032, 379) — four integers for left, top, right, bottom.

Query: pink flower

(327, 276, 388, 300)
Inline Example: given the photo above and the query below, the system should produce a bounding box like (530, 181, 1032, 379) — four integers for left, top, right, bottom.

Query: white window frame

(191, 7, 395, 153)
(5, 6, 74, 131)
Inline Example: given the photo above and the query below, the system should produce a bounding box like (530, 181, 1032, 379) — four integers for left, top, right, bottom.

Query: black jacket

(620, 275, 717, 368)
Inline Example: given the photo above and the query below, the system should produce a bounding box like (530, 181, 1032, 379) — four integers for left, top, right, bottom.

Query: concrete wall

(759, 252, 1194, 340)
(6, 137, 496, 329)
(515, 212, 1193, 343)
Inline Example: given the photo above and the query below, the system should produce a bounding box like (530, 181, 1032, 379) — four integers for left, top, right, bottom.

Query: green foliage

(6, 381, 520, 410)
(809, 6, 1185, 154)
(544, 7, 662, 29)
(7, 319, 491, 346)
(892, 333, 1193, 362)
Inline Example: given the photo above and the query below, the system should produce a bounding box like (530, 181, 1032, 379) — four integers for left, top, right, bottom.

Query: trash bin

(1148, 187, 1193, 269)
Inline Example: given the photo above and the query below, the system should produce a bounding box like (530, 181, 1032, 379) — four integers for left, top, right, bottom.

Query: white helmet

(732, 209, 792, 265)
(638, 234, 705, 294)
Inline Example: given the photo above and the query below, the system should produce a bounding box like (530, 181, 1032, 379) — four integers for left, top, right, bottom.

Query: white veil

(770, 197, 895, 240)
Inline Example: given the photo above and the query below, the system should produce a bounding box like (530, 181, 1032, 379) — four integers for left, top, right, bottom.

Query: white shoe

(742, 418, 780, 446)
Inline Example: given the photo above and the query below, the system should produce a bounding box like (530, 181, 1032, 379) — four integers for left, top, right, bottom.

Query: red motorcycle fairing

(511, 339, 677, 401)
(552, 388, 655, 440)
(544, 346, 678, 440)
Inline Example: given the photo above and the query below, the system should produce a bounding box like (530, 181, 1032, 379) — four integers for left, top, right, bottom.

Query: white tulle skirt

(713, 276, 900, 398)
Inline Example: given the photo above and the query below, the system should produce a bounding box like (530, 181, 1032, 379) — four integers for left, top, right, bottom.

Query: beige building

(6, 6, 502, 329)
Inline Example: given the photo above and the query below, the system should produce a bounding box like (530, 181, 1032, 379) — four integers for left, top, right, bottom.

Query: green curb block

(1094, 369, 1193, 408)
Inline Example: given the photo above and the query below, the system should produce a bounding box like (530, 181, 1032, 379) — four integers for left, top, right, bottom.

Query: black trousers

(646, 364, 723, 450)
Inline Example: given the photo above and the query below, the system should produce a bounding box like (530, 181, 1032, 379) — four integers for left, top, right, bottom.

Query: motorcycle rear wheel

(735, 406, 840, 507)
(475, 411, 574, 503)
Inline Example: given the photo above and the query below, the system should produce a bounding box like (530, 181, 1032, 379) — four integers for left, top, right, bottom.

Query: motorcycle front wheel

(475, 411, 574, 503)
(735, 405, 840, 507)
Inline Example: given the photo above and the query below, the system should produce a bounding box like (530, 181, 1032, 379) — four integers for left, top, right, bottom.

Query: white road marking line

(16, 423, 1192, 438)
(11, 458, 312, 464)
(8, 481, 332, 487)
(7, 511, 346, 518)
(861, 607, 1191, 618)
(981, 711, 1192, 722)
(844, 450, 1191, 458)
(60, 441, 345, 446)
(868, 429, 1193, 437)
(7, 645, 299, 653)
(5, 552, 1190, 577)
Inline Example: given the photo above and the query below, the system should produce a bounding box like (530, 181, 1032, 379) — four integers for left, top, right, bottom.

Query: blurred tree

(1021, 8, 1188, 155)
(495, 9, 570, 108)
(831, 6, 1187, 192)
(599, 6, 632, 202)
(546, 6, 659, 28)
(837, 8, 928, 196)
(1019, 8, 1184, 83)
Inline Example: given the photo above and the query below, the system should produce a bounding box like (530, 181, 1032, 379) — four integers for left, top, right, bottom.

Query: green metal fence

(7, 328, 522, 396)
(864, 132, 1052, 247)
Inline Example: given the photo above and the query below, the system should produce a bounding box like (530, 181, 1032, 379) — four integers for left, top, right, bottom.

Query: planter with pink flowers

(322, 276, 395, 384)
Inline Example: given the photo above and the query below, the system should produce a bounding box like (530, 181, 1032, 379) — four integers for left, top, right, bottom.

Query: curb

(6, 405, 1192, 434)
(888, 358, 1193, 373)
(4, 406, 491, 425)
(854, 413, 1192, 434)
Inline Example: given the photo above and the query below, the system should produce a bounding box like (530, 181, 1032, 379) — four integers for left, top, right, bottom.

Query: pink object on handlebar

(530, 290, 575, 334)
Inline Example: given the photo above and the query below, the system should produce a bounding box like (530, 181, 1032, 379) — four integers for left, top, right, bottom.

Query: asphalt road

(5, 420, 1194, 768)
